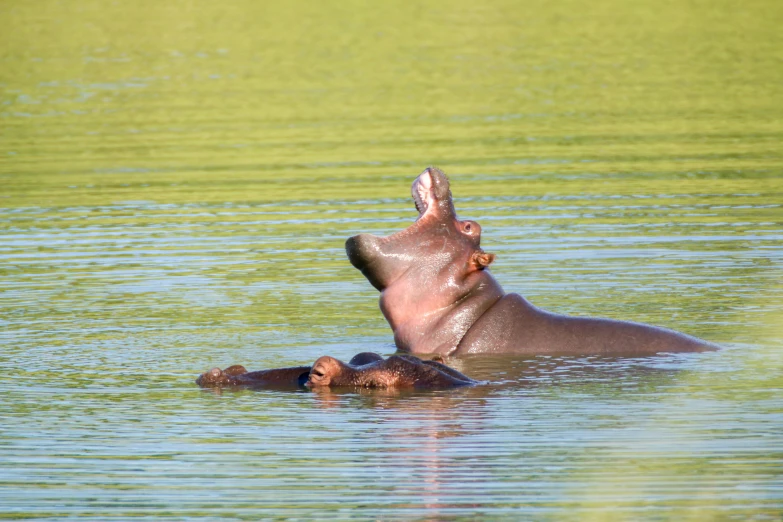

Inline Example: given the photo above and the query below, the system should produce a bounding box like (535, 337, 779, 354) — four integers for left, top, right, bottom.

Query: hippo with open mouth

(345, 167, 719, 356)
(196, 352, 477, 389)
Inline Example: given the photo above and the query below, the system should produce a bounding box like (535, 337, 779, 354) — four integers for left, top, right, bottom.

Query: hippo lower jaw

(345, 234, 388, 291)
(345, 234, 380, 271)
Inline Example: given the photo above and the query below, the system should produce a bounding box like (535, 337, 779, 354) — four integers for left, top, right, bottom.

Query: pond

(1, 0, 782, 519)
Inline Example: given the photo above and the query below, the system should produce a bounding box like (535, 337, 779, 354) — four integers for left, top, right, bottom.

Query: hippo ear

(471, 250, 496, 271)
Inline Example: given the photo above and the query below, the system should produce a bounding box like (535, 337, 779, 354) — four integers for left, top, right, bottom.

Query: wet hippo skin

(307, 354, 477, 389)
(195, 363, 313, 388)
(196, 352, 477, 389)
(345, 167, 720, 356)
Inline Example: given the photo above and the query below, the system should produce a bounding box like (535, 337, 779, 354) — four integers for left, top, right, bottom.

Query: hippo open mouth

(411, 168, 437, 218)
(345, 167, 455, 283)
(410, 166, 454, 223)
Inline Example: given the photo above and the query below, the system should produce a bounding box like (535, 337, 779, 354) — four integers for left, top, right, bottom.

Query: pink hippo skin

(345, 167, 719, 356)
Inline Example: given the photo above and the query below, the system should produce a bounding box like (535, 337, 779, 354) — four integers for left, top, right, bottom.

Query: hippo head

(345, 168, 498, 352)
(195, 365, 248, 387)
(307, 353, 384, 388)
(307, 356, 344, 387)
(306, 353, 477, 388)
(346, 167, 494, 291)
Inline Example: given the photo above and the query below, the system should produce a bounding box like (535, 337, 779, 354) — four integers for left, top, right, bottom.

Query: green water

(1, 0, 782, 519)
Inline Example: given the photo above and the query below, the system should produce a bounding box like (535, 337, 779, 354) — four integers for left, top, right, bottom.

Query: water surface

(1, 0, 782, 519)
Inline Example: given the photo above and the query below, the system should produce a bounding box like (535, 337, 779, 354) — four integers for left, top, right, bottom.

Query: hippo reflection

(346, 167, 720, 356)
(196, 352, 477, 390)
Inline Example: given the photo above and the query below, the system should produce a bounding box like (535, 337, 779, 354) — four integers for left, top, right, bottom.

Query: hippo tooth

(412, 170, 434, 218)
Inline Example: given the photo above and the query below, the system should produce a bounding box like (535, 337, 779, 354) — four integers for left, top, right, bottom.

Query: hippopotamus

(345, 167, 719, 356)
(308, 354, 477, 389)
(196, 352, 477, 389)
(196, 363, 313, 388)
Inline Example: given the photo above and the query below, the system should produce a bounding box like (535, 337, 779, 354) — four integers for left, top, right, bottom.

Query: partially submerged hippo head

(195, 352, 476, 390)
(307, 354, 476, 389)
(195, 365, 249, 387)
(346, 167, 503, 354)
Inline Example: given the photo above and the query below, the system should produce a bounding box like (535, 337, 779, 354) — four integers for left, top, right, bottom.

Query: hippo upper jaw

(411, 167, 456, 219)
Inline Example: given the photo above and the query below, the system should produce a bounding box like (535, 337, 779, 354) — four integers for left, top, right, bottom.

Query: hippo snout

(195, 367, 224, 387)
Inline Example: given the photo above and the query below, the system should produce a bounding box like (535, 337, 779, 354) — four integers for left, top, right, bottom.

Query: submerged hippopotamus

(196, 363, 312, 388)
(308, 354, 477, 388)
(196, 352, 477, 389)
(346, 167, 719, 356)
